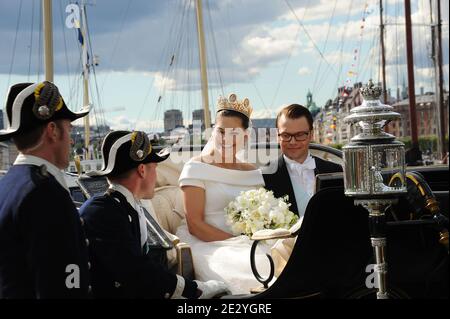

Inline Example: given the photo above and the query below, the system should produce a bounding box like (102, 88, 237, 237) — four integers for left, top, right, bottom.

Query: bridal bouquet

(225, 188, 298, 237)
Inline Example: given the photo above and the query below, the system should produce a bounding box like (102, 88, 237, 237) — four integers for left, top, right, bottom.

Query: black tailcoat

(263, 155, 342, 215)
(0, 165, 90, 298)
(79, 190, 197, 299)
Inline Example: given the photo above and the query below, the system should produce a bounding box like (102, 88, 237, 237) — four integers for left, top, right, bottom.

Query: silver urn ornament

(343, 79, 407, 197)
(342, 80, 408, 299)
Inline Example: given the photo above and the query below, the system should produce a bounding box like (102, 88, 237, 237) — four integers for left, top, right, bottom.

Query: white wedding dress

(175, 160, 274, 294)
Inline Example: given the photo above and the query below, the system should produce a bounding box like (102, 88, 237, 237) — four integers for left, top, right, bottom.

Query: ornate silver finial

(360, 79, 382, 101)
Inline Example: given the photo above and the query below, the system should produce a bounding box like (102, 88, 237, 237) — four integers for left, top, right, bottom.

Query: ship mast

(195, 0, 212, 130)
(81, 1, 91, 159)
(430, 0, 447, 160)
(379, 0, 387, 104)
(404, 0, 419, 149)
(43, 0, 53, 82)
(43, 0, 91, 159)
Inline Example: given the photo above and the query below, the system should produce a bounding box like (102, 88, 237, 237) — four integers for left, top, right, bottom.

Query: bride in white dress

(175, 94, 273, 294)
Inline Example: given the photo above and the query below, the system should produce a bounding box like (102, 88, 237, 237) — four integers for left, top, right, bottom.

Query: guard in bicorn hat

(79, 130, 230, 299)
(0, 81, 91, 298)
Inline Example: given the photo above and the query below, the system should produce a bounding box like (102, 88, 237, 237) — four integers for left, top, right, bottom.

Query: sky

(0, 0, 449, 132)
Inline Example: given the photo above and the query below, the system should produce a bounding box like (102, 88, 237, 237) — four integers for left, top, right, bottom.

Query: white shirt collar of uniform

(14, 153, 69, 192)
(108, 183, 141, 210)
(109, 183, 148, 247)
(283, 152, 316, 171)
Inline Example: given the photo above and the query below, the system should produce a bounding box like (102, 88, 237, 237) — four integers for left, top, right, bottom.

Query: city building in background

(192, 109, 211, 130)
(164, 109, 183, 132)
(0, 110, 4, 130)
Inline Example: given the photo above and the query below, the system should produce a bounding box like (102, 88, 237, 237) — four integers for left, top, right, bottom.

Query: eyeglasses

(278, 131, 311, 142)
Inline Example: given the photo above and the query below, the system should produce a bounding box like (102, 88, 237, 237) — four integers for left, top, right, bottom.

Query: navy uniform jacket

(0, 165, 90, 298)
(79, 191, 198, 299)
(263, 155, 343, 215)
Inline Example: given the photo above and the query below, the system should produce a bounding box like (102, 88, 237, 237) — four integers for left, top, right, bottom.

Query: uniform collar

(283, 152, 316, 171)
(108, 183, 141, 210)
(14, 153, 69, 192)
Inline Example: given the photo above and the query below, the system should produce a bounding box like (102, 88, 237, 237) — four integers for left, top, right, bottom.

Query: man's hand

(194, 280, 231, 299)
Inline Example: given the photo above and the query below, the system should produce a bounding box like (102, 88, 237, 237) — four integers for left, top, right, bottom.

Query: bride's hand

(194, 280, 231, 299)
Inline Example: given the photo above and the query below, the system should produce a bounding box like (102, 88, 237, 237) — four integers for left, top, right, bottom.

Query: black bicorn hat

(0, 81, 90, 141)
(87, 130, 170, 177)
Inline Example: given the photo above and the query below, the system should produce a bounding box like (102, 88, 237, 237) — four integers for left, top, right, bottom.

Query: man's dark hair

(276, 104, 313, 130)
(107, 168, 136, 182)
(12, 120, 66, 151)
(12, 125, 46, 151)
(217, 109, 250, 129)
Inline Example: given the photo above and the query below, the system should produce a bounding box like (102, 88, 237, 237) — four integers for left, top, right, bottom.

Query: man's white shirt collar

(14, 153, 69, 192)
(109, 183, 148, 248)
(284, 151, 317, 201)
(108, 183, 141, 210)
(108, 183, 185, 298)
(283, 152, 316, 171)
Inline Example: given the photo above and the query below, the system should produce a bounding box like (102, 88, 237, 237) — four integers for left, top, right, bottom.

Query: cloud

(281, 0, 370, 23)
(298, 66, 312, 75)
(1, 0, 448, 106)
(153, 72, 177, 92)
(233, 23, 301, 69)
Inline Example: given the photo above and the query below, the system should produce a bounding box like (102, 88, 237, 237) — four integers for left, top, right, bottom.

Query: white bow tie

(288, 156, 316, 173)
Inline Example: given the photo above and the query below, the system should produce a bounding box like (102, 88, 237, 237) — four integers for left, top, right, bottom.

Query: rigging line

(224, 3, 235, 92)
(58, 0, 74, 107)
(37, 2, 42, 82)
(283, 0, 338, 78)
(146, 1, 190, 131)
(179, 1, 191, 111)
(151, 0, 189, 129)
(271, 0, 311, 107)
(330, 0, 354, 96)
(90, 40, 107, 129)
(65, 0, 78, 105)
(85, 6, 107, 129)
(270, 23, 302, 109)
(394, 0, 400, 93)
(312, 0, 337, 95)
(69, 57, 82, 104)
(215, 9, 268, 111)
(370, 29, 380, 82)
(384, 22, 448, 27)
(354, 0, 370, 84)
(205, 0, 224, 96)
(186, 2, 192, 123)
(27, 0, 35, 82)
(187, 2, 197, 123)
(6, 0, 23, 95)
(205, 0, 270, 112)
(100, 0, 133, 93)
(138, 0, 183, 131)
(353, 27, 377, 88)
(87, 75, 101, 132)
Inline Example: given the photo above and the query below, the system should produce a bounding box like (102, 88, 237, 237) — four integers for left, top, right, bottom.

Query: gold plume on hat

(216, 93, 252, 118)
